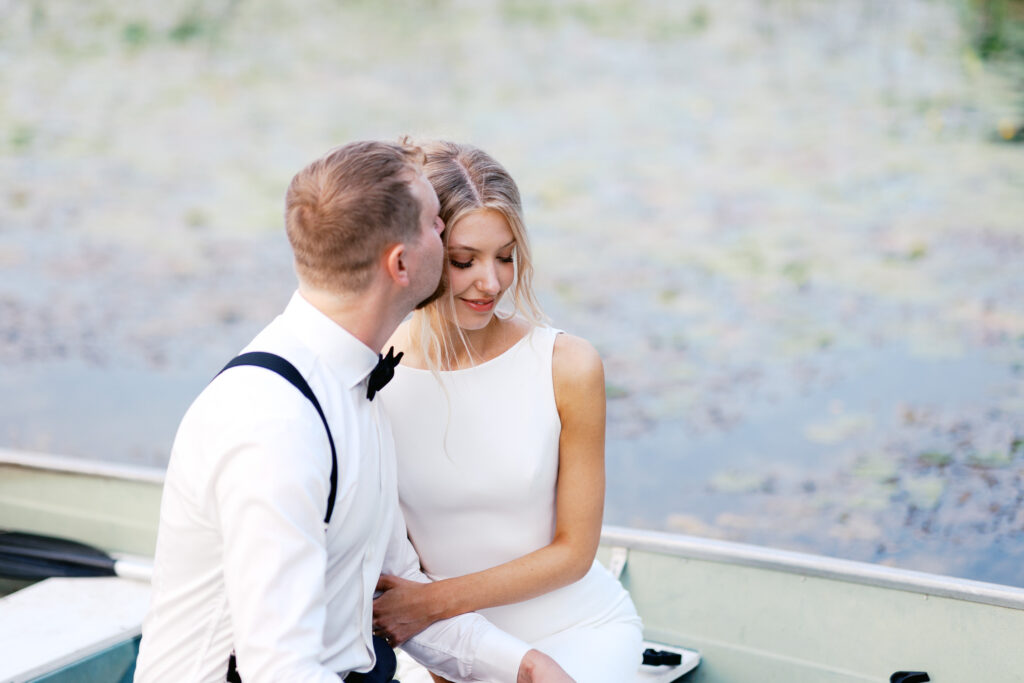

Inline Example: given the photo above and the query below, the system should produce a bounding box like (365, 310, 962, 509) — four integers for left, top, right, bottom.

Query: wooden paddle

(0, 530, 152, 582)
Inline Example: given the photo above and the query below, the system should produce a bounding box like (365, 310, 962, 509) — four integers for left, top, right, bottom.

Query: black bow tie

(366, 347, 404, 401)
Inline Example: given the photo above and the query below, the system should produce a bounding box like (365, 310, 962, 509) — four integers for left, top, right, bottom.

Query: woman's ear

(383, 243, 411, 287)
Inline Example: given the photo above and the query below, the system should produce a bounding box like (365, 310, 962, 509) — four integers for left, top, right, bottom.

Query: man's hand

(516, 649, 575, 683)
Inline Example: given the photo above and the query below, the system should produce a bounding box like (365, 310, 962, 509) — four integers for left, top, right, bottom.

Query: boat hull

(599, 528, 1024, 681)
(4, 449, 1024, 682)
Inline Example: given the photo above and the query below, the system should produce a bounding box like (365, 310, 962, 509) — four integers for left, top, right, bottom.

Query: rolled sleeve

(381, 499, 530, 683)
(399, 613, 530, 683)
(465, 625, 533, 682)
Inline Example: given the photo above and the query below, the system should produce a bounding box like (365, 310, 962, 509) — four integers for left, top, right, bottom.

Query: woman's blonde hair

(410, 140, 546, 370)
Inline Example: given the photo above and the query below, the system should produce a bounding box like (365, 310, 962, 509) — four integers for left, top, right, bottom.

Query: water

(2, 0, 1023, 586)
(607, 346, 1024, 586)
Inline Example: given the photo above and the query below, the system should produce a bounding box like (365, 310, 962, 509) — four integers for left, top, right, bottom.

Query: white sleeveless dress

(379, 325, 642, 682)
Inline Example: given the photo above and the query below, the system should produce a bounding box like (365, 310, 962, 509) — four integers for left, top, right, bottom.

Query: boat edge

(0, 448, 165, 484)
(4, 448, 1021, 612)
(601, 525, 1024, 611)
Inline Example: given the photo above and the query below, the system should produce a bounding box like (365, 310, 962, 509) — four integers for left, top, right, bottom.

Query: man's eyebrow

(448, 239, 516, 253)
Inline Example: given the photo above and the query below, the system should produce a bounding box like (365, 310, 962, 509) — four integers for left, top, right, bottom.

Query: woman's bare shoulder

(551, 332, 604, 390)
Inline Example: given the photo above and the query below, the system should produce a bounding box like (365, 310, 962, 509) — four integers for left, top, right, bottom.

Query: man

(134, 141, 572, 682)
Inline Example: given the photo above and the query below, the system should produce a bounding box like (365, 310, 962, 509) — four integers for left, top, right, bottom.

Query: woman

(374, 141, 642, 682)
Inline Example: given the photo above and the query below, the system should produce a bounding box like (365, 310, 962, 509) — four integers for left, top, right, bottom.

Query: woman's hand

(372, 574, 444, 645)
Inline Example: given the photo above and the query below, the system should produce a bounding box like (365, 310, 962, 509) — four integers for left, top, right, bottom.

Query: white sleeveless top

(379, 325, 637, 643)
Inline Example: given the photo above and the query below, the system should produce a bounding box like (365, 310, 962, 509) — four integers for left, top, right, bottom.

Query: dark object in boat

(643, 648, 683, 666)
(890, 672, 930, 683)
(0, 530, 117, 579)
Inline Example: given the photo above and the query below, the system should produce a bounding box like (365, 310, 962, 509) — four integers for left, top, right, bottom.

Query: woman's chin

(439, 309, 491, 333)
(455, 314, 493, 332)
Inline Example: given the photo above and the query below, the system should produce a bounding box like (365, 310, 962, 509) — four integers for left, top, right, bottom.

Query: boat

(2, 447, 1023, 682)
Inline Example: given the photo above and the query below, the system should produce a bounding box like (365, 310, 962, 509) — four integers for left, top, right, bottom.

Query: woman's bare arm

(373, 332, 606, 645)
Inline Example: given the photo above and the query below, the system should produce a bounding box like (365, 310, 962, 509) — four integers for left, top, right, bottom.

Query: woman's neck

(449, 318, 499, 364)
(405, 311, 528, 372)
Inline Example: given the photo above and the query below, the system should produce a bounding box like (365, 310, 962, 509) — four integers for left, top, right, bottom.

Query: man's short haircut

(285, 140, 425, 292)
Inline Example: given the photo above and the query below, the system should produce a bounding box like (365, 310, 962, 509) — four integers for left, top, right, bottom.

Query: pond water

(2, 0, 1023, 586)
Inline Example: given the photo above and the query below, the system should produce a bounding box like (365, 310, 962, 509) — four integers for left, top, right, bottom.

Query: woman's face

(443, 208, 516, 331)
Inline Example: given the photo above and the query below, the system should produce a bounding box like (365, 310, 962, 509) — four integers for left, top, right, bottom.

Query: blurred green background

(2, 0, 1023, 584)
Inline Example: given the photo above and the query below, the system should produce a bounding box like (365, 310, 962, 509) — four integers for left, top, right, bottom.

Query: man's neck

(297, 284, 405, 354)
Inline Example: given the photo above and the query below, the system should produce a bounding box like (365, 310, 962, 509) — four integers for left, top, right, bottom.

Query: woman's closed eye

(449, 252, 514, 269)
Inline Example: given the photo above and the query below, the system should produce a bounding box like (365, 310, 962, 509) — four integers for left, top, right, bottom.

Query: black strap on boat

(216, 352, 339, 525)
(890, 673, 930, 683)
(642, 648, 682, 666)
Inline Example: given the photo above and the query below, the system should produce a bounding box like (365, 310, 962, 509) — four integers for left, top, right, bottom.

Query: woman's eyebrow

(448, 239, 516, 252)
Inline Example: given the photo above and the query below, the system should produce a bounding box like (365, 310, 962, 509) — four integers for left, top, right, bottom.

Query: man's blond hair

(285, 141, 425, 292)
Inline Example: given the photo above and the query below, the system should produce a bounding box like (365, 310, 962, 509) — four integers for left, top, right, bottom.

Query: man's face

(405, 173, 446, 309)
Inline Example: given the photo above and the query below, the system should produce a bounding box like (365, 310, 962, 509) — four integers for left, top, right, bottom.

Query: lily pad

(968, 450, 1013, 468)
(829, 513, 883, 542)
(605, 383, 630, 400)
(918, 450, 954, 467)
(708, 469, 772, 494)
(804, 414, 875, 445)
(903, 475, 946, 509)
(852, 453, 900, 481)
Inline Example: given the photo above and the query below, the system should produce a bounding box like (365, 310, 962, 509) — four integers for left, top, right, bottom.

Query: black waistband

(227, 636, 396, 682)
(345, 635, 397, 682)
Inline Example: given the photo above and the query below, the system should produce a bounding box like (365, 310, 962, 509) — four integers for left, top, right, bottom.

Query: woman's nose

(477, 263, 500, 295)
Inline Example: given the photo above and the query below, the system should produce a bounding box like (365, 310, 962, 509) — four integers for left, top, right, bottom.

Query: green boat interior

(3, 451, 1024, 682)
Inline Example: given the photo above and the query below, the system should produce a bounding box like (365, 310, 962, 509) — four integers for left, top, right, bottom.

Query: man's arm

(214, 396, 341, 683)
(379, 507, 573, 683)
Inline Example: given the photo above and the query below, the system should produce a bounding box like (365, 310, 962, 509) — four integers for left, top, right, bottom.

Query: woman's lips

(461, 298, 495, 312)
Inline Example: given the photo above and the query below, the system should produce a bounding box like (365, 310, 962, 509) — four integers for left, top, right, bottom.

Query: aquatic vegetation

(903, 474, 947, 510)
(917, 450, 955, 467)
(803, 414, 875, 445)
(708, 469, 774, 495)
(2, 0, 1023, 585)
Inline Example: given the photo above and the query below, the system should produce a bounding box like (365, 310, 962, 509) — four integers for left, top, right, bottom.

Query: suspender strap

(217, 352, 341, 683)
(217, 351, 339, 525)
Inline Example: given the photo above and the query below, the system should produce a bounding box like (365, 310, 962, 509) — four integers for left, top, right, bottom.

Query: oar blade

(0, 531, 117, 580)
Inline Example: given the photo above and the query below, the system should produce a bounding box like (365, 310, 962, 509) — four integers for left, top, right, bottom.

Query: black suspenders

(216, 351, 339, 683)
(217, 351, 339, 524)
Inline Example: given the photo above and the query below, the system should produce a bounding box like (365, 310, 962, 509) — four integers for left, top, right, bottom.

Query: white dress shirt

(134, 292, 530, 683)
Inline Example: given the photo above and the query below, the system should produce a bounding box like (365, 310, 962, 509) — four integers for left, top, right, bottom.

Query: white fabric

(381, 325, 644, 682)
(134, 292, 530, 683)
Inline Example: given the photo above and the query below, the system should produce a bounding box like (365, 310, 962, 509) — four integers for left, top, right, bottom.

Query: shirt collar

(282, 291, 380, 391)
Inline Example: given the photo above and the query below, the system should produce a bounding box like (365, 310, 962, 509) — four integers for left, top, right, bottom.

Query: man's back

(135, 295, 394, 682)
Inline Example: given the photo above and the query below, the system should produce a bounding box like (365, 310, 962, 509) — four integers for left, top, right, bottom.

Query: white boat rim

(602, 525, 1024, 611)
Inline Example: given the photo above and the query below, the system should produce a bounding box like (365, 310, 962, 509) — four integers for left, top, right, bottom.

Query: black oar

(0, 530, 152, 581)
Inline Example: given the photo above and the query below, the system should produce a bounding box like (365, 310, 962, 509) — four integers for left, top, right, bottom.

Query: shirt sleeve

(212, 391, 342, 683)
(380, 509, 531, 683)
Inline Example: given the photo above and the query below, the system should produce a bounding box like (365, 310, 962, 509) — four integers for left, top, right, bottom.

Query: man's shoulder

(207, 314, 323, 406)
(169, 356, 334, 496)
(196, 356, 321, 427)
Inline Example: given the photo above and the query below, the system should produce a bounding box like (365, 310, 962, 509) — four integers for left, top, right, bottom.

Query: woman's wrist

(429, 577, 463, 620)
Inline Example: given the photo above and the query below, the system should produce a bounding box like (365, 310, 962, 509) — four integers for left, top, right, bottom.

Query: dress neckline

(398, 326, 540, 375)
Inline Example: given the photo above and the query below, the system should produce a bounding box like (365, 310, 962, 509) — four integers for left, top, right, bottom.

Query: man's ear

(383, 243, 410, 287)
